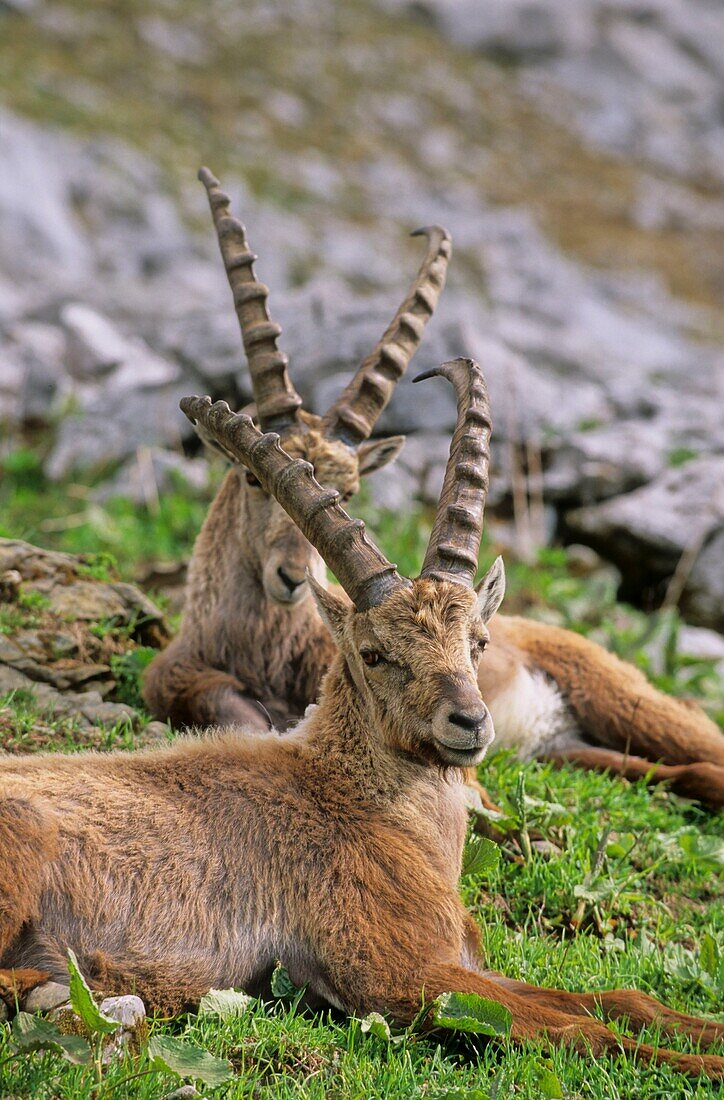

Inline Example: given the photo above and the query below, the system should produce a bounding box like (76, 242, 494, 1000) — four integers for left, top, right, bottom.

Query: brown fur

(494, 616, 724, 804)
(4, 579, 723, 1077)
(144, 432, 724, 806)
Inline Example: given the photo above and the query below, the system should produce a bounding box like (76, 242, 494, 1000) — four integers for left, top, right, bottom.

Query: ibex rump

(144, 170, 724, 808)
(2, 361, 722, 1078)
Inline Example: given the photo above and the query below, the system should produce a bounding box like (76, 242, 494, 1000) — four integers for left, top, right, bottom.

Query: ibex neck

(300, 656, 423, 802)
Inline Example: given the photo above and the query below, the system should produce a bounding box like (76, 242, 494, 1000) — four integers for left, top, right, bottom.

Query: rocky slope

(0, 0, 721, 627)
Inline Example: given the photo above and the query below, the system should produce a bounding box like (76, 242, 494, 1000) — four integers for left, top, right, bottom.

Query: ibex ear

(308, 573, 349, 643)
(357, 435, 405, 476)
(475, 556, 506, 623)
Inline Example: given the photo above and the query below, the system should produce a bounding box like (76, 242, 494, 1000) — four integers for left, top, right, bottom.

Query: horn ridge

(414, 358, 492, 588)
(198, 167, 303, 433)
(322, 225, 451, 446)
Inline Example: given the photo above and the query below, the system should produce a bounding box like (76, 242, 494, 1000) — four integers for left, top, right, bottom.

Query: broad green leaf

(606, 832, 636, 860)
(573, 879, 616, 904)
(270, 962, 302, 1000)
(461, 836, 501, 879)
(67, 949, 120, 1035)
(537, 1066, 564, 1098)
(147, 1035, 233, 1087)
(360, 1012, 392, 1041)
(678, 833, 724, 869)
(522, 795, 572, 828)
(11, 1012, 91, 1064)
(431, 991, 512, 1037)
(699, 934, 719, 979)
(198, 988, 254, 1020)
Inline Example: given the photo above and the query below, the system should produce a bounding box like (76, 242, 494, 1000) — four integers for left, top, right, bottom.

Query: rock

(0, 1000, 8, 1022)
(683, 529, 724, 631)
(61, 304, 137, 379)
(98, 995, 147, 1063)
(98, 995, 146, 1029)
(0, 108, 91, 280)
(91, 449, 210, 505)
(677, 625, 724, 673)
(0, 569, 22, 599)
(567, 456, 724, 629)
(164, 1087, 202, 1100)
(47, 581, 128, 622)
(0, 538, 168, 732)
(45, 379, 193, 479)
(543, 420, 670, 503)
(24, 982, 71, 1013)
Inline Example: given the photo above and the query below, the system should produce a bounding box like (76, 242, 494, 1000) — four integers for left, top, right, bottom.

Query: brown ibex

(144, 169, 724, 808)
(2, 361, 722, 1078)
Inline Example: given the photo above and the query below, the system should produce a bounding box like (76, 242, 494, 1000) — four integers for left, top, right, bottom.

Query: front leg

(143, 644, 272, 732)
(481, 971, 724, 1047)
(368, 963, 723, 1078)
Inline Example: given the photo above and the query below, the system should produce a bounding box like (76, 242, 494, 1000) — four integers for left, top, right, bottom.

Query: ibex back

(3, 361, 722, 1078)
(144, 170, 724, 807)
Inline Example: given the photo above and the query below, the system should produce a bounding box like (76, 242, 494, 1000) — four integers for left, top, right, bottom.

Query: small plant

(110, 647, 158, 709)
(6, 952, 234, 1093)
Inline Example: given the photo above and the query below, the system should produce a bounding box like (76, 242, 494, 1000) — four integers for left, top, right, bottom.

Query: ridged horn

(180, 396, 410, 611)
(322, 225, 451, 445)
(198, 167, 303, 433)
(414, 358, 492, 587)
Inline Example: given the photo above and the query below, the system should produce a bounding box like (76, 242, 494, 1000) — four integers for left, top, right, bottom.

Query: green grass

(0, 447, 722, 1098)
(0, 753, 721, 1098)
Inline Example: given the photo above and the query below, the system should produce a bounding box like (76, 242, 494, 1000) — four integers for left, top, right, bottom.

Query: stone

(91, 449, 210, 505)
(567, 456, 724, 629)
(98, 994, 146, 1029)
(677, 625, 724, 673)
(24, 982, 71, 1013)
(61, 303, 135, 379)
(47, 581, 128, 622)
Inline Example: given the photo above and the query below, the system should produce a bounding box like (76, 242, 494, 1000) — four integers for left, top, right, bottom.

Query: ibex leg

(143, 647, 272, 731)
(544, 745, 724, 808)
(483, 972, 724, 1046)
(378, 964, 724, 1078)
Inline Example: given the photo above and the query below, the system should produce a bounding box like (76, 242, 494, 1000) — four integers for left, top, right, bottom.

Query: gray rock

(567, 456, 724, 628)
(98, 994, 146, 1029)
(91, 449, 210, 505)
(24, 982, 71, 1013)
(61, 303, 137, 379)
(543, 420, 670, 503)
(683, 528, 724, 632)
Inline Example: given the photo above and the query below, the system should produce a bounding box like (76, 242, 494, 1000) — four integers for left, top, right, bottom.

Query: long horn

(322, 226, 451, 445)
(198, 167, 303, 432)
(181, 396, 410, 611)
(414, 358, 492, 587)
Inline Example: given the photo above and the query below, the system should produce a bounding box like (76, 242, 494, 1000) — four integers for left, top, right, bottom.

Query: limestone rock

(24, 982, 71, 1013)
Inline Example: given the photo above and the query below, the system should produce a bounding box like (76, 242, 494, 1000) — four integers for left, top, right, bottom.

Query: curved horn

(198, 167, 303, 433)
(414, 358, 492, 587)
(181, 396, 410, 611)
(322, 226, 451, 445)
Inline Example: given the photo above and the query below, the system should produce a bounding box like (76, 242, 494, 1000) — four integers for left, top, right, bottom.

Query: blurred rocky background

(0, 0, 722, 639)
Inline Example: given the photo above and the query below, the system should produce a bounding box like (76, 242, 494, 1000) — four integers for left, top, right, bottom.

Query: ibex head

(195, 168, 450, 607)
(182, 358, 505, 768)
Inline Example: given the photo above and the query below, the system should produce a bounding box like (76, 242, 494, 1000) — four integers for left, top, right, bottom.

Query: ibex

(144, 170, 724, 808)
(2, 362, 722, 1079)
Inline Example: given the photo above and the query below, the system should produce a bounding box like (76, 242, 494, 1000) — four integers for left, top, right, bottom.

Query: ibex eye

(361, 649, 381, 667)
(245, 471, 261, 488)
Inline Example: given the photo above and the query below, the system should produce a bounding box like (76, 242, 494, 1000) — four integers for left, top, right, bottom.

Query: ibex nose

(277, 566, 305, 594)
(448, 710, 488, 736)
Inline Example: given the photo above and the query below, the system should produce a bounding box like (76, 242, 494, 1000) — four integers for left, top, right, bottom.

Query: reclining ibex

(144, 169, 724, 808)
(3, 361, 722, 1078)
